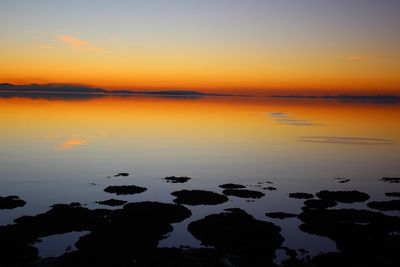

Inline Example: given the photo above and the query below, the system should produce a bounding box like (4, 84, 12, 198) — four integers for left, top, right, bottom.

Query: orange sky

(1, 1, 399, 95)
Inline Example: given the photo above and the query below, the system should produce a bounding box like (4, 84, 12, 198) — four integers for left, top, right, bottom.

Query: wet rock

(333, 177, 351, 184)
(265, 212, 297, 219)
(171, 190, 228, 205)
(379, 177, 400, 183)
(298, 208, 400, 266)
(164, 176, 191, 183)
(303, 199, 337, 209)
(219, 183, 246, 189)
(0, 195, 26, 209)
(385, 192, 400, 198)
(188, 208, 284, 266)
(316, 190, 370, 203)
(222, 189, 265, 199)
(367, 200, 400, 211)
(114, 172, 130, 177)
(104, 185, 147, 195)
(289, 192, 314, 199)
(96, 199, 128, 207)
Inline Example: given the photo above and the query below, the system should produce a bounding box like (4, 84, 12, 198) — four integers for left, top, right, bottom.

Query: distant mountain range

(0, 83, 236, 97)
(271, 94, 400, 103)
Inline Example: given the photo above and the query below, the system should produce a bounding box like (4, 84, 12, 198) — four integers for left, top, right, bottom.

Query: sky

(1, 0, 400, 95)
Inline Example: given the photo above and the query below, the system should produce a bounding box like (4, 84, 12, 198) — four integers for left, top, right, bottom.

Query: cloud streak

(298, 136, 394, 145)
(57, 34, 104, 52)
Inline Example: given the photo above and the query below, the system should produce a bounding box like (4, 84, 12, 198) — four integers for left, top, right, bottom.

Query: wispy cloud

(58, 138, 86, 150)
(345, 55, 371, 61)
(57, 34, 104, 52)
(268, 112, 321, 126)
(298, 136, 394, 145)
(39, 44, 54, 49)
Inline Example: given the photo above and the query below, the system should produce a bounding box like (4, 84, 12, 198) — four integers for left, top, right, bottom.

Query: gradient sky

(1, 0, 400, 94)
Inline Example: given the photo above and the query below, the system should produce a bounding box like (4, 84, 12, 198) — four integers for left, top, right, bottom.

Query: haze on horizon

(1, 0, 400, 95)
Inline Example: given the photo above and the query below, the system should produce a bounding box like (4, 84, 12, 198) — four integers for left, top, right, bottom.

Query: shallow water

(1, 94, 399, 258)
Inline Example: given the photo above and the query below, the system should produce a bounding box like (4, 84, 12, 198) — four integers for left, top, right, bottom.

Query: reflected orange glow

(59, 139, 86, 150)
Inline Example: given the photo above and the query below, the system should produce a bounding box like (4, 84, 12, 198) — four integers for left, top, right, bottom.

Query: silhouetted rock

(303, 199, 337, 209)
(222, 189, 265, 199)
(96, 199, 128, 207)
(264, 186, 277, 191)
(0, 195, 26, 209)
(188, 208, 284, 266)
(289, 192, 314, 199)
(333, 177, 351, 183)
(379, 177, 400, 183)
(316, 190, 370, 203)
(367, 200, 400, 211)
(113, 172, 130, 177)
(385, 192, 400, 198)
(265, 212, 297, 219)
(104, 185, 147, 195)
(164, 176, 191, 183)
(219, 183, 246, 189)
(171, 190, 228, 205)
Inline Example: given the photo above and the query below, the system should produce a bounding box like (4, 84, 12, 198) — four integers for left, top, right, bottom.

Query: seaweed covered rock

(316, 190, 370, 203)
(0, 195, 26, 209)
(104, 185, 147, 195)
(171, 190, 228, 205)
(222, 189, 265, 199)
(188, 208, 284, 267)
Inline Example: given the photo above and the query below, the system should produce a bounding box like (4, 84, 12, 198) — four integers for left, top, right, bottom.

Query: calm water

(1, 94, 399, 258)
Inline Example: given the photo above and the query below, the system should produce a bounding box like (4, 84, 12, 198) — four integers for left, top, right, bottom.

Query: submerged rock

(303, 199, 337, 209)
(379, 177, 400, 183)
(289, 192, 314, 199)
(333, 177, 351, 184)
(265, 212, 297, 219)
(0, 195, 26, 209)
(96, 199, 128, 207)
(171, 190, 228, 205)
(219, 183, 246, 189)
(188, 208, 284, 266)
(104, 185, 147, 195)
(164, 176, 191, 183)
(316, 190, 370, 203)
(263, 186, 277, 191)
(222, 189, 265, 199)
(367, 200, 400, 211)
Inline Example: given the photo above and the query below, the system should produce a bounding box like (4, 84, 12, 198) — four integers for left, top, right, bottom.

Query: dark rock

(219, 183, 246, 189)
(222, 189, 265, 199)
(385, 192, 400, 198)
(0, 195, 26, 209)
(303, 199, 337, 209)
(104, 185, 147, 195)
(367, 200, 400, 211)
(164, 176, 191, 183)
(265, 212, 297, 219)
(289, 192, 314, 199)
(114, 172, 130, 177)
(171, 190, 228, 205)
(298, 208, 400, 267)
(333, 177, 351, 184)
(263, 186, 277, 191)
(379, 177, 400, 183)
(316, 190, 370, 203)
(188, 208, 284, 266)
(96, 199, 128, 207)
